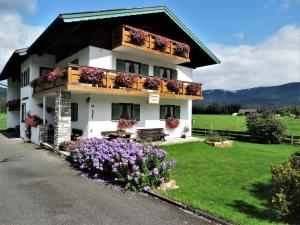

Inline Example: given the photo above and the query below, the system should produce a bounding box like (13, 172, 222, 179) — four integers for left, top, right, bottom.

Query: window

(160, 105, 180, 120)
(116, 59, 149, 75)
(71, 103, 78, 122)
(21, 103, 27, 122)
(21, 67, 30, 87)
(40, 67, 53, 77)
(153, 66, 177, 80)
(111, 103, 140, 121)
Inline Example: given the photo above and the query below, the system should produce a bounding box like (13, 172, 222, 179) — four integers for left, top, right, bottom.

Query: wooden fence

(192, 128, 300, 145)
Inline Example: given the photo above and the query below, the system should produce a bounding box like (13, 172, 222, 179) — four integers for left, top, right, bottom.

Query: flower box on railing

(7, 99, 20, 111)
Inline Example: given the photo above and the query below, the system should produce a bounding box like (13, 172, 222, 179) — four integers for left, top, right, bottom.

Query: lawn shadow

(0, 155, 24, 163)
(228, 181, 280, 223)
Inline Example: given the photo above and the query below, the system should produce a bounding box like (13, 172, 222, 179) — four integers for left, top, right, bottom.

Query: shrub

(246, 112, 285, 144)
(271, 151, 300, 221)
(143, 77, 161, 90)
(206, 131, 226, 142)
(69, 138, 176, 191)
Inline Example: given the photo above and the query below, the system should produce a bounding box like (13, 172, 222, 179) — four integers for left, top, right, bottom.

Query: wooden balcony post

(67, 65, 72, 85)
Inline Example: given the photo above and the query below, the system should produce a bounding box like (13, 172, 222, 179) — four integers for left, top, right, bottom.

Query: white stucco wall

(7, 77, 21, 128)
(85, 93, 192, 139)
(56, 47, 89, 67)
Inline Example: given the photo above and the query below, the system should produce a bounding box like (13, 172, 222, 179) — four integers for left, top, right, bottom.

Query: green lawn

(0, 113, 6, 131)
(193, 114, 300, 136)
(160, 141, 299, 225)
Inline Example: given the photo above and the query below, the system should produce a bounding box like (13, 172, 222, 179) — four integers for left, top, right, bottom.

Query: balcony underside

(33, 84, 203, 100)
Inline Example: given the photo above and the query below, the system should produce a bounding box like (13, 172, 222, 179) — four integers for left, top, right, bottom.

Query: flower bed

(186, 83, 201, 95)
(130, 28, 149, 46)
(68, 138, 176, 191)
(80, 67, 105, 86)
(6, 99, 20, 111)
(166, 117, 180, 129)
(143, 77, 161, 90)
(166, 80, 183, 93)
(115, 73, 137, 88)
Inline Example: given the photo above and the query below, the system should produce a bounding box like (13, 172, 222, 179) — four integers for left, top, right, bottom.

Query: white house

(0, 6, 220, 149)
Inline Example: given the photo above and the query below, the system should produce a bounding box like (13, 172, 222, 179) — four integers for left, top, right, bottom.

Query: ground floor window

(21, 103, 27, 122)
(160, 105, 180, 119)
(71, 103, 78, 121)
(112, 103, 140, 121)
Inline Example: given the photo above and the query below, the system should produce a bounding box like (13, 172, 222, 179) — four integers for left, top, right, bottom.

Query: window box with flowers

(186, 83, 201, 96)
(130, 28, 149, 46)
(79, 67, 105, 87)
(166, 117, 180, 129)
(143, 76, 161, 91)
(166, 80, 183, 94)
(115, 73, 137, 89)
(173, 43, 189, 57)
(6, 99, 20, 111)
(47, 67, 66, 86)
(154, 36, 170, 52)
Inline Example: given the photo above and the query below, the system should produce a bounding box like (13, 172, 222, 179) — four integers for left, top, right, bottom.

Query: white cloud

(0, 11, 44, 72)
(194, 25, 300, 90)
(229, 32, 245, 41)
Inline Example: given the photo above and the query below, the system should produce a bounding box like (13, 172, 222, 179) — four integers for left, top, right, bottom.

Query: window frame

(71, 103, 78, 122)
(39, 67, 53, 77)
(21, 103, 27, 122)
(160, 105, 180, 120)
(111, 103, 140, 121)
(153, 66, 177, 80)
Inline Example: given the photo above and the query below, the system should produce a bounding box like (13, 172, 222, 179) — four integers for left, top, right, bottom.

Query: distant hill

(0, 87, 6, 100)
(196, 82, 300, 108)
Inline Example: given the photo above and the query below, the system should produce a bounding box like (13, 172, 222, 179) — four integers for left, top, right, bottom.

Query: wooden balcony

(32, 65, 202, 100)
(112, 25, 190, 64)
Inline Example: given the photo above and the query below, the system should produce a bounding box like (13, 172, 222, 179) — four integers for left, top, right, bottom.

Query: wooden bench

(137, 128, 169, 141)
(101, 130, 133, 140)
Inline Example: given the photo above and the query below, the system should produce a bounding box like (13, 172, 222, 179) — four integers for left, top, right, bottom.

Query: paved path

(0, 134, 211, 225)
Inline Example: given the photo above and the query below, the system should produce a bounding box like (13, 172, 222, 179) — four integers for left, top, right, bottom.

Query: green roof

(60, 6, 220, 64)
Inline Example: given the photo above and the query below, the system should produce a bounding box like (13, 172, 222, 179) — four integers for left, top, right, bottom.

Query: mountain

(196, 82, 300, 108)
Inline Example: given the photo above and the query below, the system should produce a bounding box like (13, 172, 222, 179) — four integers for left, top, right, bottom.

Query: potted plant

(143, 77, 161, 90)
(118, 118, 136, 129)
(130, 28, 149, 46)
(80, 67, 105, 87)
(173, 43, 189, 57)
(205, 131, 233, 148)
(166, 80, 183, 94)
(181, 126, 190, 138)
(186, 83, 201, 95)
(154, 36, 170, 52)
(166, 117, 180, 129)
(25, 114, 42, 142)
(115, 73, 137, 89)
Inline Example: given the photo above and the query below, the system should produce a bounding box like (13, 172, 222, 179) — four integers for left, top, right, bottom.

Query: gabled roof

(0, 6, 220, 81)
(59, 6, 220, 64)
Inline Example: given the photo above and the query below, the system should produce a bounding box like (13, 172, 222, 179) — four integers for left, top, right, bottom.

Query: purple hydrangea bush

(68, 138, 176, 191)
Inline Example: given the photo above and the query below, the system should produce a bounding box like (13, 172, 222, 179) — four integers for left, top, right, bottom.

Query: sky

(0, 0, 299, 90)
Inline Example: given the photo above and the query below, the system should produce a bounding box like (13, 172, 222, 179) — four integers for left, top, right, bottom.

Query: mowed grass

(0, 113, 6, 131)
(160, 141, 299, 225)
(193, 114, 300, 136)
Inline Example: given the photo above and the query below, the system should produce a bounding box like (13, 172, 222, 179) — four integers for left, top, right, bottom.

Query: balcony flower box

(154, 36, 170, 52)
(186, 83, 201, 95)
(173, 43, 189, 57)
(143, 77, 161, 90)
(166, 80, 183, 94)
(115, 73, 137, 89)
(80, 67, 105, 86)
(130, 28, 149, 46)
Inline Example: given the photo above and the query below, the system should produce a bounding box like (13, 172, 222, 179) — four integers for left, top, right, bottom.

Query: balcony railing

(112, 25, 190, 64)
(32, 64, 202, 100)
